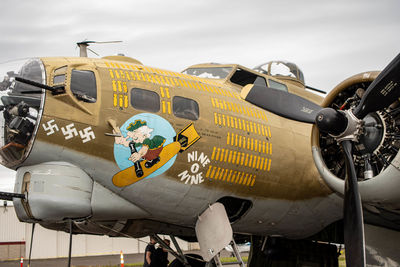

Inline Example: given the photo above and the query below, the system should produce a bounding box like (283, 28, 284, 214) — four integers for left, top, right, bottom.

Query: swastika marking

(79, 127, 96, 143)
(42, 119, 59, 136)
(61, 123, 78, 140)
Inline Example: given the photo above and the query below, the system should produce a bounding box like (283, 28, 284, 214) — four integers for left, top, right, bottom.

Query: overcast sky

(0, 0, 399, 192)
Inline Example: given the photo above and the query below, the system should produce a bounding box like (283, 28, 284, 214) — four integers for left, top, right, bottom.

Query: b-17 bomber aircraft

(0, 43, 399, 267)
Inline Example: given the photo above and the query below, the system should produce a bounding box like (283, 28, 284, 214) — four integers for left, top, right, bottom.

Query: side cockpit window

(131, 88, 160, 112)
(268, 79, 288, 92)
(230, 68, 267, 87)
(53, 66, 67, 85)
(53, 75, 65, 84)
(70, 70, 97, 103)
(173, 96, 199, 120)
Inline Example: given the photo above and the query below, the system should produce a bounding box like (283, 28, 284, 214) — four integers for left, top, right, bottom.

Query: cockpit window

(53, 66, 67, 85)
(53, 75, 65, 84)
(230, 68, 267, 87)
(268, 79, 288, 92)
(183, 67, 232, 79)
(270, 62, 297, 79)
(254, 61, 305, 84)
(70, 70, 97, 103)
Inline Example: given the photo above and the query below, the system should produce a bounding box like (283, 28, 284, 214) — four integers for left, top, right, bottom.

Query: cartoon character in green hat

(115, 120, 166, 177)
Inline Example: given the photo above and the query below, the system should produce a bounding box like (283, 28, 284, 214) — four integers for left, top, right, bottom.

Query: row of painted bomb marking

(105, 60, 225, 89)
(211, 97, 268, 122)
(161, 101, 171, 115)
(160, 87, 171, 99)
(105, 63, 242, 100)
(227, 132, 272, 155)
(211, 147, 272, 171)
(111, 78, 129, 108)
(113, 93, 129, 108)
(206, 165, 256, 187)
(160, 87, 172, 115)
(214, 112, 272, 138)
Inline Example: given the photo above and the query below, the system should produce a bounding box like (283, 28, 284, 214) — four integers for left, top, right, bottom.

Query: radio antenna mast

(76, 40, 123, 57)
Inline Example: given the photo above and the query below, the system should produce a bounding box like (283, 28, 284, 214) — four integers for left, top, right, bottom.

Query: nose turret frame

(0, 58, 45, 168)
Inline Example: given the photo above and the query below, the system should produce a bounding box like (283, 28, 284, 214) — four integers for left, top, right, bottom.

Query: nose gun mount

(0, 58, 46, 167)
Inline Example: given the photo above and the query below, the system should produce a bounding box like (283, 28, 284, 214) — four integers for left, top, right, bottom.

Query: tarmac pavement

(0, 252, 145, 267)
(0, 250, 246, 267)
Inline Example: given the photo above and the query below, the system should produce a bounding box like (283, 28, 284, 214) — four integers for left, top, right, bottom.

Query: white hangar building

(0, 203, 193, 261)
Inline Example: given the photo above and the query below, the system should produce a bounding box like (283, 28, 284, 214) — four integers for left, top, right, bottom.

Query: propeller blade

(241, 84, 322, 123)
(315, 108, 348, 136)
(341, 140, 366, 267)
(353, 53, 400, 119)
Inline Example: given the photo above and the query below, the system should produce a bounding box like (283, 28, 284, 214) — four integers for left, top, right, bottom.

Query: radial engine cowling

(13, 162, 93, 222)
(12, 161, 149, 231)
(311, 71, 400, 210)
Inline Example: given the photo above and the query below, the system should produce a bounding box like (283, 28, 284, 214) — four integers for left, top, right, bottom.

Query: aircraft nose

(0, 58, 45, 167)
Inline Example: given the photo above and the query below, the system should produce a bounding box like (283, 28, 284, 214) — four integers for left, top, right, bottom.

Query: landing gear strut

(67, 219, 73, 267)
(28, 223, 35, 267)
(152, 234, 190, 266)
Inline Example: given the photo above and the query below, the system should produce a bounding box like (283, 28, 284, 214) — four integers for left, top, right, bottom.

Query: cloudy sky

(0, 0, 399, 192)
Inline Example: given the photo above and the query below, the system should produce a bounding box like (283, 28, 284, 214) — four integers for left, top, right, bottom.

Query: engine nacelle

(13, 162, 149, 227)
(14, 162, 93, 222)
(311, 71, 400, 210)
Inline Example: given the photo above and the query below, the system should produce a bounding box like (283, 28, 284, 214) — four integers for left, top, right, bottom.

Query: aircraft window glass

(173, 96, 199, 120)
(230, 68, 267, 87)
(131, 88, 160, 112)
(12, 59, 44, 94)
(270, 62, 297, 79)
(18, 59, 43, 83)
(53, 75, 65, 84)
(182, 67, 232, 79)
(70, 70, 97, 103)
(54, 66, 67, 75)
(253, 64, 268, 75)
(268, 79, 288, 92)
(298, 69, 305, 84)
(253, 76, 267, 87)
(254, 62, 305, 83)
